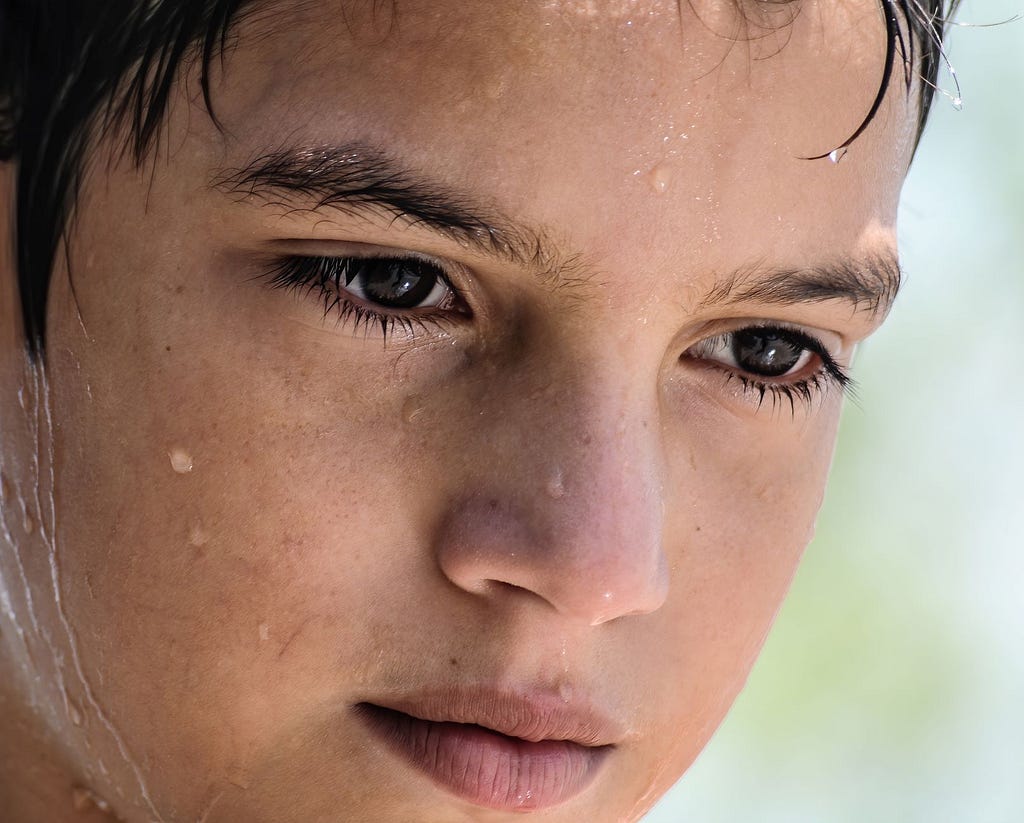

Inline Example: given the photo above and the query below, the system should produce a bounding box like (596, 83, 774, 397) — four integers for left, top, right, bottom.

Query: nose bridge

(434, 340, 669, 625)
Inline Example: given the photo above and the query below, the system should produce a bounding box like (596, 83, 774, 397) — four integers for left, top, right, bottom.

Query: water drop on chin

(828, 147, 848, 164)
(168, 447, 193, 474)
(545, 469, 565, 499)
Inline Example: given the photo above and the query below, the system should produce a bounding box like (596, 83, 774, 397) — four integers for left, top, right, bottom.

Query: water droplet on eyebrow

(646, 163, 674, 194)
(828, 147, 848, 164)
(168, 447, 193, 474)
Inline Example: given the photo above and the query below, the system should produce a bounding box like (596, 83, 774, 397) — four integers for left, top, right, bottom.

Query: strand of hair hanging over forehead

(0, 0, 962, 353)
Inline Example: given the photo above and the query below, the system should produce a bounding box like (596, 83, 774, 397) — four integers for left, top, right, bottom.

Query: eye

(261, 254, 467, 341)
(340, 257, 451, 310)
(692, 327, 816, 378)
(683, 324, 853, 413)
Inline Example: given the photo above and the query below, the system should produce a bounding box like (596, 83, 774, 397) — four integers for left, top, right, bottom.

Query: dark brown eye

(352, 258, 448, 309)
(730, 329, 807, 377)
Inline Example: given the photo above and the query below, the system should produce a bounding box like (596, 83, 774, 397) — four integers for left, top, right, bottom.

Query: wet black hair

(0, 0, 961, 353)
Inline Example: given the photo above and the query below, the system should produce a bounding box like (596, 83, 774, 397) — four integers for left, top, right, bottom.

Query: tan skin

(0, 1, 917, 820)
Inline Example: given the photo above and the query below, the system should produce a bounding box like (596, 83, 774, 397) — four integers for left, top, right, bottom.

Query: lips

(355, 689, 618, 811)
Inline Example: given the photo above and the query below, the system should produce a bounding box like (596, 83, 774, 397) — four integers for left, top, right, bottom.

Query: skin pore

(0, 1, 918, 821)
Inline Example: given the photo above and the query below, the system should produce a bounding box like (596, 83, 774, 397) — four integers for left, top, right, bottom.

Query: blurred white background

(647, 1, 1024, 820)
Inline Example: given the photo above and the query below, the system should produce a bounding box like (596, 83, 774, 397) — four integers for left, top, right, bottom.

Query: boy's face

(0, 1, 915, 820)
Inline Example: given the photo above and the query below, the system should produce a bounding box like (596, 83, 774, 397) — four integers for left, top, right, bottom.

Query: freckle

(449, 657, 458, 667)
(695, 525, 701, 533)
(165, 345, 171, 352)
(168, 447, 193, 474)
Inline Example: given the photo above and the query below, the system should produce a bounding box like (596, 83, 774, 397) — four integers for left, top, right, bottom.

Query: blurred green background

(647, 2, 1024, 821)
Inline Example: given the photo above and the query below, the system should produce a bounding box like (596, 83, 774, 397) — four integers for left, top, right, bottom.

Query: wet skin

(0, 1, 917, 821)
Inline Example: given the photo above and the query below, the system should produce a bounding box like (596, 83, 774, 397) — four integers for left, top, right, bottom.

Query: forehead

(203, 0, 914, 267)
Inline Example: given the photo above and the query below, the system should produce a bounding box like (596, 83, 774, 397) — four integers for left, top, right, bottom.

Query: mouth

(354, 690, 617, 811)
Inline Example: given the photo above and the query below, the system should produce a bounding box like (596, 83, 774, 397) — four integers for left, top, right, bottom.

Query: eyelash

(688, 326, 854, 414)
(261, 254, 465, 340)
(262, 254, 853, 413)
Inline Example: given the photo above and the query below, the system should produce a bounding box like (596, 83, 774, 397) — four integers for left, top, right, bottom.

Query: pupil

(732, 329, 802, 377)
(358, 259, 438, 309)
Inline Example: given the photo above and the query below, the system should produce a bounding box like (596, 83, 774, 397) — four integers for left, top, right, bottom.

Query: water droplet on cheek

(71, 786, 110, 814)
(188, 523, 209, 548)
(828, 147, 848, 164)
(168, 447, 193, 474)
(401, 394, 426, 424)
(258, 623, 270, 642)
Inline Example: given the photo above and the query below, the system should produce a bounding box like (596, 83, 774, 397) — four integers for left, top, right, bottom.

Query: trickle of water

(66, 691, 84, 726)
(168, 447, 193, 474)
(828, 147, 848, 164)
(645, 163, 673, 194)
(558, 681, 574, 703)
(401, 394, 425, 424)
(21, 507, 36, 535)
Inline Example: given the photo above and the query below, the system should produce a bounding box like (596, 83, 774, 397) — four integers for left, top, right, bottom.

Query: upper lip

(360, 685, 625, 747)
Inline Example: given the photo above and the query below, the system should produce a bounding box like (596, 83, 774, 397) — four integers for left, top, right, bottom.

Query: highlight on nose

(433, 485, 669, 626)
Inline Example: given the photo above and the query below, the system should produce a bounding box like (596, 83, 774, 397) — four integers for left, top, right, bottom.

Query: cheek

(625, 398, 839, 780)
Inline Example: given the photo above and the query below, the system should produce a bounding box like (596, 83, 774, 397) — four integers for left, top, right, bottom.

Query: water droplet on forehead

(828, 147, 848, 164)
(168, 447, 193, 474)
(645, 163, 673, 194)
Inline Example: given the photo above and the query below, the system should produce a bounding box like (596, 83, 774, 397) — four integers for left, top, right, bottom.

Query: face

(0, 1, 915, 820)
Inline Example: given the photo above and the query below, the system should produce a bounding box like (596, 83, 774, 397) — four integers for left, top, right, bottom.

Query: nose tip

(434, 480, 669, 625)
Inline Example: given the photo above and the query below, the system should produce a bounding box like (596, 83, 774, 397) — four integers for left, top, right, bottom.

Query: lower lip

(356, 703, 610, 811)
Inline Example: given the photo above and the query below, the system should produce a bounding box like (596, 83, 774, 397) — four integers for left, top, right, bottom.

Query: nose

(433, 351, 669, 626)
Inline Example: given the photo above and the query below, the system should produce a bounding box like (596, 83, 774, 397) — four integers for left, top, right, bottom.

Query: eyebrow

(211, 143, 558, 271)
(699, 255, 903, 318)
(212, 143, 902, 317)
